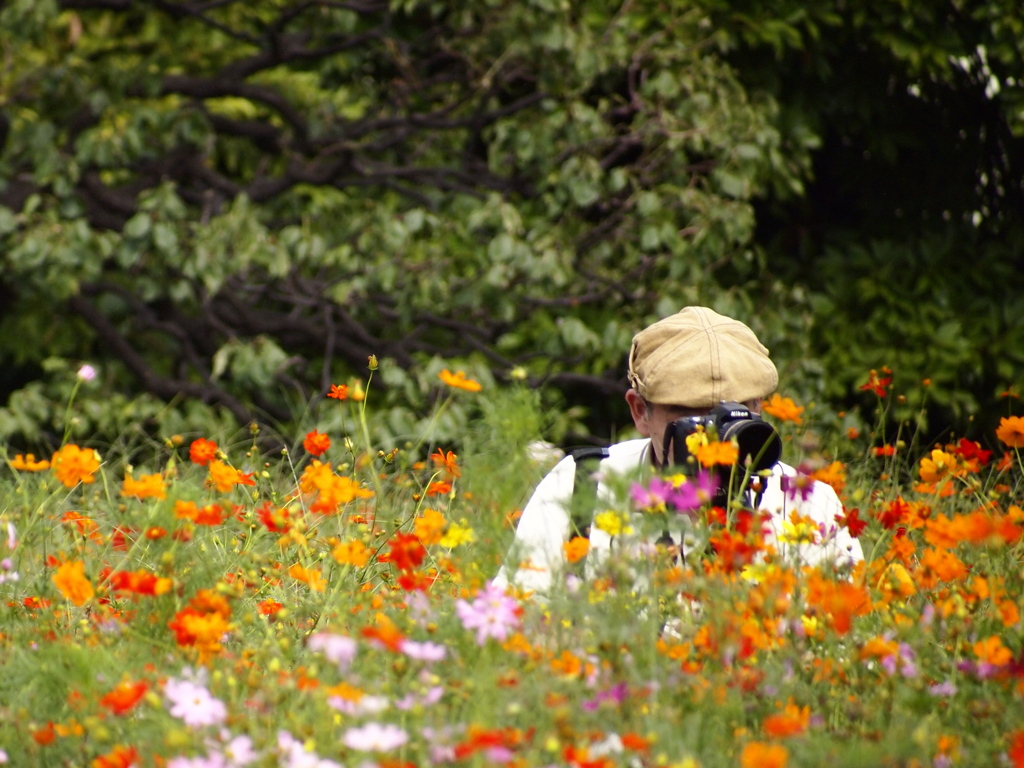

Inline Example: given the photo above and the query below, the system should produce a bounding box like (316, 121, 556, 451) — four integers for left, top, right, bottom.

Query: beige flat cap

(627, 307, 778, 407)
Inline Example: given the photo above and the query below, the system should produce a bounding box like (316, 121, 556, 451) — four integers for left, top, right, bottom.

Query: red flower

(397, 572, 435, 592)
(303, 430, 331, 457)
(877, 498, 910, 530)
(327, 383, 349, 400)
(838, 507, 868, 538)
(387, 533, 427, 572)
(257, 501, 291, 533)
(953, 438, 992, 466)
(100, 680, 148, 715)
(859, 368, 892, 397)
(189, 437, 219, 466)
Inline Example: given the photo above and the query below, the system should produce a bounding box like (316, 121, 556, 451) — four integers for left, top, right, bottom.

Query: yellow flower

(778, 512, 820, 546)
(440, 521, 475, 548)
(918, 449, 959, 483)
(593, 510, 632, 537)
(762, 393, 804, 424)
(684, 427, 708, 456)
(438, 369, 482, 393)
(53, 560, 95, 606)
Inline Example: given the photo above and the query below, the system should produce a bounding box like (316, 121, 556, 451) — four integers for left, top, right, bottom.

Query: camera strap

(567, 446, 610, 542)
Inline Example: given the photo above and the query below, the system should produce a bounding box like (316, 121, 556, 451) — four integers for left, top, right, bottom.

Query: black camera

(662, 401, 781, 504)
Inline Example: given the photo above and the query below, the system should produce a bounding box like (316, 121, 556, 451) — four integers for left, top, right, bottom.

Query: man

(494, 306, 863, 594)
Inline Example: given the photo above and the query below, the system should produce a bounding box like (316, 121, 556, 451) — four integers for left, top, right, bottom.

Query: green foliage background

(2, 0, 1023, 454)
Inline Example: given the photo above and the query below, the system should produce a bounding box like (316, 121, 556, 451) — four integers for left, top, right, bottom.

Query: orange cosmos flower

(51, 444, 101, 487)
(258, 599, 284, 617)
(188, 437, 219, 466)
(438, 369, 482, 392)
(207, 460, 256, 493)
(173, 500, 227, 525)
(426, 480, 452, 496)
(303, 430, 331, 457)
(288, 563, 326, 591)
(61, 510, 104, 543)
(916, 547, 968, 587)
(740, 742, 788, 768)
(332, 539, 371, 567)
(120, 472, 166, 501)
(168, 606, 232, 659)
(563, 536, 590, 563)
(327, 383, 349, 400)
(763, 701, 811, 738)
(361, 614, 405, 652)
(804, 572, 870, 635)
(997, 416, 1024, 448)
(414, 508, 447, 546)
(299, 461, 374, 513)
(10, 453, 50, 471)
(92, 746, 139, 768)
(53, 560, 95, 606)
(762, 394, 804, 424)
(430, 448, 462, 478)
(99, 680, 149, 716)
(810, 461, 846, 495)
(694, 440, 739, 468)
(973, 635, 1013, 667)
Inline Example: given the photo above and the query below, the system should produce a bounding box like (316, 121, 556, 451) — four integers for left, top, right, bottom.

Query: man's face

(624, 389, 761, 466)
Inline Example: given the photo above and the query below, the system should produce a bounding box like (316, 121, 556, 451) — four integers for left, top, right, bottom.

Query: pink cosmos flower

(342, 722, 409, 752)
(400, 639, 447, 662)
(307, 632, 358, 670)
(455, 581, 521, 645)
(277, 731, 343, 768)
(396, 685, 444, 710)
(164, 678, 228, 727)
(327, 693, 389, 716)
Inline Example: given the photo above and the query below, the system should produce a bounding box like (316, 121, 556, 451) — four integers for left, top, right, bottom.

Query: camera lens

(720, 419, 781, 471)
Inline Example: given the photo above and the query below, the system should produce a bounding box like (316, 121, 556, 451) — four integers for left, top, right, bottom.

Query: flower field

(1, 369, 1023, 768)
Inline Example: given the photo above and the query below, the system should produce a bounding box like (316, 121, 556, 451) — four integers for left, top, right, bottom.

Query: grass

(1, 374, 1023, 768)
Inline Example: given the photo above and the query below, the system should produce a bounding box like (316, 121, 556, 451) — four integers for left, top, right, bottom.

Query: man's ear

(625, 389, 651, 437)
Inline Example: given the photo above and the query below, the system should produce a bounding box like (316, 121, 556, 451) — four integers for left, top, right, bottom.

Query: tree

(706, 0, 1024, 440)
(0, 0, 804, 449)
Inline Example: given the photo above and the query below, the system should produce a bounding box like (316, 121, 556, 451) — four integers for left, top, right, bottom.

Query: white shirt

(494, 438, 863, 593)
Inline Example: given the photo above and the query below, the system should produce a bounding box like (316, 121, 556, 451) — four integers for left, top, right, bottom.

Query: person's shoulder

(604, 439, 650, 470)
